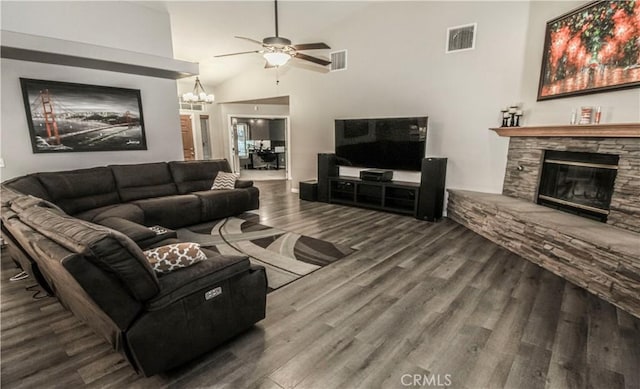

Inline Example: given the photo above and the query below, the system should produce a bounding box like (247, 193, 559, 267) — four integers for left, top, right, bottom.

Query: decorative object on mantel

(579, 106, 593, 124)
(20, 78, 147, 153)
(537, 1, 640, 101)
(500, 108, 508, 126)
(500, 105, 523, 127)
(490, 123, 640, 138)
(571, 106, 603, 125)
(181, 77, 215, 104)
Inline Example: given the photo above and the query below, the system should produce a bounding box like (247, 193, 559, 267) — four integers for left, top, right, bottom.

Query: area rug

(177, 213, 356, 292)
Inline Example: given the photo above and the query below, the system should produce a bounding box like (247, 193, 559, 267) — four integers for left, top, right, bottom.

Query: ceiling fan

(214, 0, 331, 68)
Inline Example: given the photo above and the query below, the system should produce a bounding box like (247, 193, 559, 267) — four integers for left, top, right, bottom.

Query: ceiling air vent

(330, 50, 347, 72)
(446, 23, 476, 53)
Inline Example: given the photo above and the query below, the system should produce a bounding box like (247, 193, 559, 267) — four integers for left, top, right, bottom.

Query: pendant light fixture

(181, 77, 215, 104)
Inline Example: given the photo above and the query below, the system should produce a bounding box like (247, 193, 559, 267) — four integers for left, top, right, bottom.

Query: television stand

(328, 176, 420, 217)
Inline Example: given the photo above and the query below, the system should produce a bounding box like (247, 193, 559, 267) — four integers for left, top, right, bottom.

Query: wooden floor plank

(1, 180, 639, 389)
(503, 342, 553, 389)
(545, 311, 588, 389)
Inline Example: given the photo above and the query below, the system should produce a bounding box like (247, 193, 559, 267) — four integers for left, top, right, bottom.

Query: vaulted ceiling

(152, 1, 370, 86)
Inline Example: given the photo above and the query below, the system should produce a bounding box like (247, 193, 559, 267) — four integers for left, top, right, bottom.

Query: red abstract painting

(538, 1, 640, 100)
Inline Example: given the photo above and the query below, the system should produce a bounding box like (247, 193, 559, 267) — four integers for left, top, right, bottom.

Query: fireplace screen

(537, 151, 618, 222)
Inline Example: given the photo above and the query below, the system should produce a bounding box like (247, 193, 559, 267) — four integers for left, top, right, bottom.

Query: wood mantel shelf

(490, 123, 640, 138)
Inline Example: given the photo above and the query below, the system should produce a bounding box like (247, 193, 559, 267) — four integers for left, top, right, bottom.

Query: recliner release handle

(205, 287, 222, 300)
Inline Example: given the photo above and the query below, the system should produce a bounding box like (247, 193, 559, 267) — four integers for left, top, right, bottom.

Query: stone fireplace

(447, 123, 640, 318)
(503, 136, 640, 233)
(537, 150, 619, 222)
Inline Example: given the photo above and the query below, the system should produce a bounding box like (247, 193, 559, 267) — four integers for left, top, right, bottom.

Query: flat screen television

(334, 116, 427, 171)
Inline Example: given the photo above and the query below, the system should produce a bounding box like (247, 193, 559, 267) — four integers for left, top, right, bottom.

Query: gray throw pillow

(211, 172, 239, 190)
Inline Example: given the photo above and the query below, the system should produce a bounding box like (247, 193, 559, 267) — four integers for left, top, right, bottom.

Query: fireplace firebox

(537, 150, 619, 222)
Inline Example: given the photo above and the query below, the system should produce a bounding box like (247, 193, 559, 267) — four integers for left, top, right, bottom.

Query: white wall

(1, 1, 173, 57)
(519, 1, 640, 125)
(213, 1, 530, 193)
(0, 1, 183, 180)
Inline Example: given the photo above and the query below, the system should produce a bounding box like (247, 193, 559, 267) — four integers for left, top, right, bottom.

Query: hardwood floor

(2, 180, 639, 388)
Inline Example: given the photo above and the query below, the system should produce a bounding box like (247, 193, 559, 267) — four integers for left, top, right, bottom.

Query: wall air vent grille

(330, 50, 347, 71)
(446, 23, 477, 53)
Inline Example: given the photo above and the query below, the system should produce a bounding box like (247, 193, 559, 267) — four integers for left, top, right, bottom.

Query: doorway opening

(200, 115, 212, 160)
(180, 114, 195, 160)
(180, 112, 215, 160)
(230, 116, 288, 181)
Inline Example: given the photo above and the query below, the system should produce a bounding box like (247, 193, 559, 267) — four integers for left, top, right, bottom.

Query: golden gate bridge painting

(20, 78, 147, 153)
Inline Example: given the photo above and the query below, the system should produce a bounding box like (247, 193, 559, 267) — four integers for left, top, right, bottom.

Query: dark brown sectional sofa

(8, 159, 259, 228)
(1, 159, 267, 376)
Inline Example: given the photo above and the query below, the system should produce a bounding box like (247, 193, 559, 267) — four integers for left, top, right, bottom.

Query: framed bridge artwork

(19, 78, 148, 153)
(537, 1, 640, 101)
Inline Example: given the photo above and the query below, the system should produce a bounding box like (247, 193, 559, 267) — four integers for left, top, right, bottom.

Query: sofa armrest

(146, 255, 252, 310)
(235, 180, 254, 189)
(126, 262, 267, 376)
(97, 217, 177, 249)
(98, 217, 155, 240)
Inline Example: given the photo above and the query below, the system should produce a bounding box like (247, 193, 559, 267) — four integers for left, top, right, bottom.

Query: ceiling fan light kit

(263, 51, 291, 67)
(214, 0, 332, 69)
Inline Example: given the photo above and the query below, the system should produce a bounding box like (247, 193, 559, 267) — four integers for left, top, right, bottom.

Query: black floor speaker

(417, 157, 447, 221)
(317, 153, 338, 202)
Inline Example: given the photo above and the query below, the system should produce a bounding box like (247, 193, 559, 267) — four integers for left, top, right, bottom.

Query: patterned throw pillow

(211, 171, 239, 190)
(143, 242, 207, 274)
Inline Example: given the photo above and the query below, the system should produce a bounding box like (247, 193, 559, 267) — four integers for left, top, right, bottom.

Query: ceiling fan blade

(294, 52, 331, 66)
(215, 50, 261, 58)
(292, 42, 330, 51)
(234, 36, 264, 45)
(265, 61, 277, 69)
